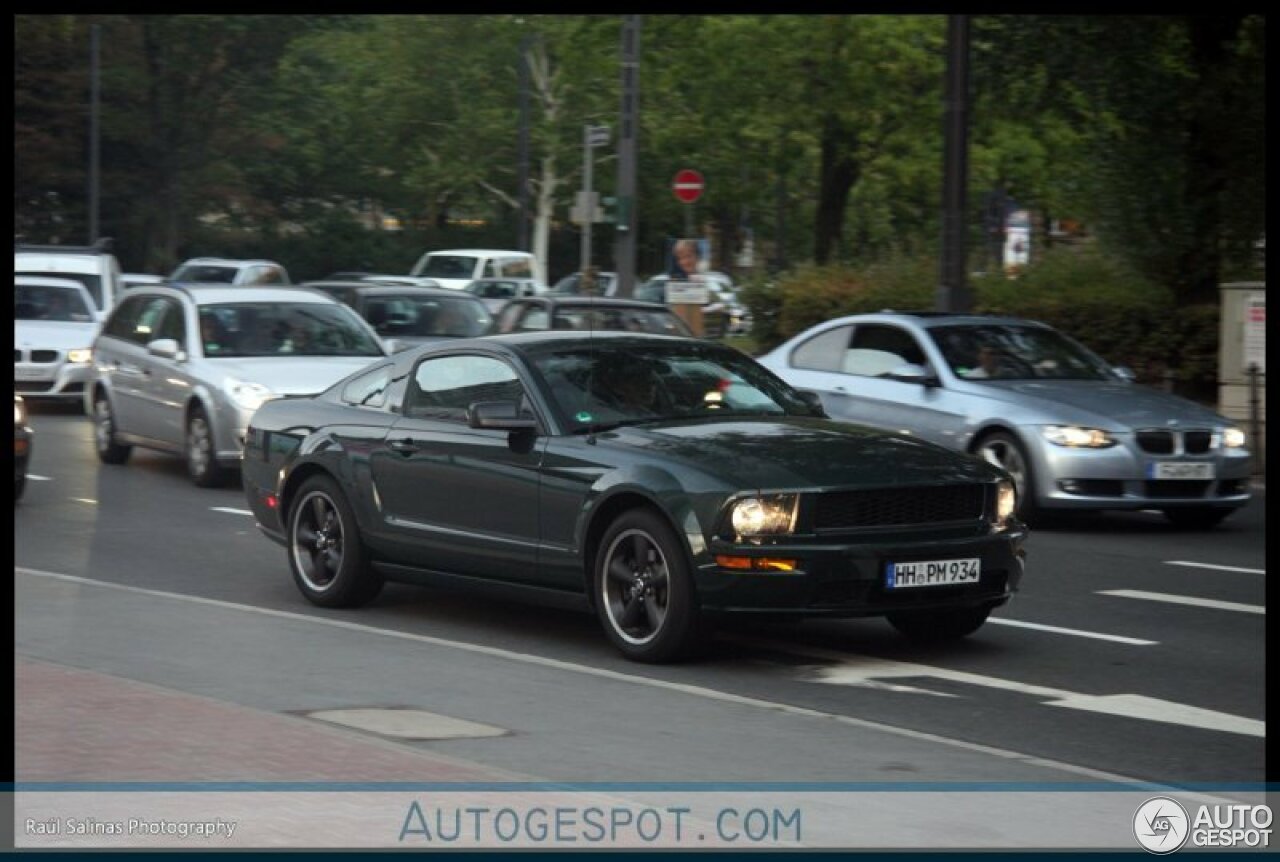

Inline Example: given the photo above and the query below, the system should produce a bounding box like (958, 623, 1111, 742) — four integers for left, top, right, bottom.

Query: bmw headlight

(1223, 427, 1246, 449)
(224, 378, 276, 412)
(729, 494, 799, 537)
(67, 348, 93, 364)
(1041, 425, 1116, 448)
(995, 479, 1016, 524)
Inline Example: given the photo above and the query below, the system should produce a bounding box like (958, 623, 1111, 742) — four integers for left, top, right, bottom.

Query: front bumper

(1028, 433, 1252, 511)
(13, 360, 92, 399)
(695, 526, 1027, 616)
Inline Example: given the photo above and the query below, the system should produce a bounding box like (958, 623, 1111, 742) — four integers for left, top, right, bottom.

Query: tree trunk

(813, 116, 859, 265)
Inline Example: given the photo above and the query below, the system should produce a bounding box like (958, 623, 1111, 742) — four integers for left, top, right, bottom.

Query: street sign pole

(613, 15, 641, 298)
(581, 124, 593, 275)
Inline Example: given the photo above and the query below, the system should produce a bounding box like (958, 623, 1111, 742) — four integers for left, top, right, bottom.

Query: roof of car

(840, 310, 1049, 329)
(156, 284, 339, 305)
(528, 296, 669, 310)
(302, 281, 478, 298)
(425, 249, 536, 256)
(15, 275, 90, 289)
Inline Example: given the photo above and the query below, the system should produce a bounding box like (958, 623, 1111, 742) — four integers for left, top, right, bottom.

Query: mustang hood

(972, 380, 1229, 429)
(208, 357, 381, 396)
(605, 416, 1001, 490)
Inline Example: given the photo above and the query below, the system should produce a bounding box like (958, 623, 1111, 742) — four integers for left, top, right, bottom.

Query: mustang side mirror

(797, 390, 828, 418)
(146, 338, 185, 362)
(887, 363, 939, 387)
(467, 400, 537, 432)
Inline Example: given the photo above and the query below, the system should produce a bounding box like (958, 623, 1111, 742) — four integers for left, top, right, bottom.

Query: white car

(408, 249, 537, 291)
(122, 272, 166, 290)
(15, 276, 103, 409)
(15, 239, 123, 314)
(170, 257, 291, 286)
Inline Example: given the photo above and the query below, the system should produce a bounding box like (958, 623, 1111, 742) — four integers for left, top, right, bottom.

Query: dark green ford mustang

(243, 332, 1026, 662)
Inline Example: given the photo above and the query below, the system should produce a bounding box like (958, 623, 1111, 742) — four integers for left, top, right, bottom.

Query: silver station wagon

(758, 312, 1252, 528)
(85, 284, 388, 486)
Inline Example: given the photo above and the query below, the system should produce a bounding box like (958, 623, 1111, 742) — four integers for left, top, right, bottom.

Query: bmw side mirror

(887, 363, 939, 387)
(146, 338, 185, 362)
(797, 390, 828, 418)
(1113, 365, 1136, 383)
(467, 401, 537, 432)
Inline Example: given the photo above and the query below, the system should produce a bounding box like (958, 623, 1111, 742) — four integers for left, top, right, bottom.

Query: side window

(104, 296, 147, 340)
(405, 355, 526, 423)
(495, 303, 527, 334)
(341, 363, 395, 409)
(843, 325, 927, 377)
(118, 297, 171, 346)
(481, 259, 497, 278)
(260, 267, 286, 285)
(791, 325, 853, 372)
(519, 308, 550, 331)
(154, 299, 187, 347)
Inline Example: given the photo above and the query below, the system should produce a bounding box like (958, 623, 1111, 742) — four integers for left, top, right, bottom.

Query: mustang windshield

(531, 341, 813, 431)
(929, 324, 1116, 381)
(199, 302, 383, 358)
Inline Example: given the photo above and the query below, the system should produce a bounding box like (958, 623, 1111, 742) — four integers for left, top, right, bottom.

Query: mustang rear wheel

(595, 509, 701, 663)
(288, 474, 383, 608)
(886, 604, 993, 642)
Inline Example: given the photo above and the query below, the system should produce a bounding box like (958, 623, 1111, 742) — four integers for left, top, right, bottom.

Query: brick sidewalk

(15, 657, 520, 783)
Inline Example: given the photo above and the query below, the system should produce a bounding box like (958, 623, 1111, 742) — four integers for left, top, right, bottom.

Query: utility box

(1218, 282, 1266, 471)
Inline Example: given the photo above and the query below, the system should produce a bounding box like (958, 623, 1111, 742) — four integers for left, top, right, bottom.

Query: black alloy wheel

(595, 509, 701, 663)
(288, 474, 383, 608)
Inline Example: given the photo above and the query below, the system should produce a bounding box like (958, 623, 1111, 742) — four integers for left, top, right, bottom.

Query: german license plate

(1148, 462, 1214, 480)
(886, 558, 981, 589)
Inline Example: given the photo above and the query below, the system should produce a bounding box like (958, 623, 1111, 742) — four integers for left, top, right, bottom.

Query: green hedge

(746, 247, 1221, 399)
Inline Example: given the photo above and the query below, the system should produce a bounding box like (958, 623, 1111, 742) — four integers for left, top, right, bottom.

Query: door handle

(388, 438, 419, 455)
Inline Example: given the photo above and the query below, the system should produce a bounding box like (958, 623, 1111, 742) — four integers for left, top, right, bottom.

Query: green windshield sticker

(575, 411, 594, 423)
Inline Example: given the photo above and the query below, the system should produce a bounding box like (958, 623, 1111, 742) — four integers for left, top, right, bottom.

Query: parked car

(322, 272, 439, 287)
(170, 257, 291, 286)
(122, 273, 166, 291)
(408, 249, 537, 291)
(86, 284, 388, 487)
(464, 277, 545, 313)
(549, 271, 620, 297)
(757, 311, 1252, 527)
(302, 282, 493, 351)
(639, 274, 752, 335)
(242, 331, 1025, 662)
(492, 296, 694, 337)
(15, 395, 31, 501)
(15, 238, 122, 315)
(14, 276, 102, 409)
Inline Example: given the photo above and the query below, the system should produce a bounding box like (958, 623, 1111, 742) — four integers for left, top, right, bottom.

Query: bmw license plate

(886, 558, 980, 589)
(1148, 462, 1214, 480)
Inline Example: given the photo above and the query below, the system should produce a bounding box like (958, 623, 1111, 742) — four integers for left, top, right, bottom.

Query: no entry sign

(672, 169, 705, 204)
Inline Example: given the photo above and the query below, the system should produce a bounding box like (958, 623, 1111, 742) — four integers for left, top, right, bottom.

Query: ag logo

(1134, 797, 1190, 854)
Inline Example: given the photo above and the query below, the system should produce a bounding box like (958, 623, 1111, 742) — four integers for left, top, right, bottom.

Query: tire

(288, 474, 383, 608)
(594, 508, 701, 663)
(1162, 507, 1232, 530)
(93, 393, 132, 465)
(887, 604, 993, 642)
(186, 405, 228, 488)
(975, 431, 1038, 522)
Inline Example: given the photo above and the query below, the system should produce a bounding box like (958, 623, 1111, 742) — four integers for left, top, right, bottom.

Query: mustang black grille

(813, 484, 987, 530)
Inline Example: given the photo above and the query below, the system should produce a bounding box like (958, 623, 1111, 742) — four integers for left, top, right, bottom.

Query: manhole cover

(307, 708, 507, 740)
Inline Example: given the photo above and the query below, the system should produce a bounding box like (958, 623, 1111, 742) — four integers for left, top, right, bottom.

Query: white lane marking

(725, 636, 1264, 739)
(14, 566, 1193, 787)
(210, 506, 253, 516)
(26, 474, 54, 481)
(987, 617, 1157, 646)
(1100, 589, 1265, 616)
(70, 497, 98, 505)
(1165, 560, 1265, 575)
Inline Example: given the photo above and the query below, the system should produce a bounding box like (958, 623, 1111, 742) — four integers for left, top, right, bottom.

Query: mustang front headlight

(1041, 425, 1116, 448)
(1223, 427, 1246, 449)
(224, 378, 276, 412)
(67, 348, 93, 364)
(995, 479, 1016, 524)
(729, 494, 799, 537)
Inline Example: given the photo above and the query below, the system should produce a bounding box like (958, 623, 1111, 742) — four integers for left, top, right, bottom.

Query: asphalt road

(15, 405, 1267, 786)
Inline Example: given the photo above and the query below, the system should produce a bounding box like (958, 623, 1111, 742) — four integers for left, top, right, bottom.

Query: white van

(408, 249, 537, 291)
(15, 239, 123, 317)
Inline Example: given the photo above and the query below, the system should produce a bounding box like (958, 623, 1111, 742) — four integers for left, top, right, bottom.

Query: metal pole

(936, 14, 971, 312)
(516, 35, 532, 252)
(581, 124, 593, 275)
(613, 15, 640, 298)
(88, 22, 101, 244)
(1248, 363, 1262, 473)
